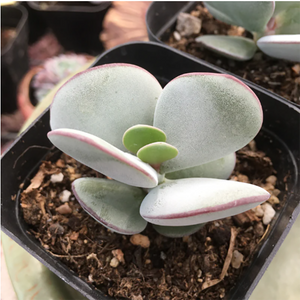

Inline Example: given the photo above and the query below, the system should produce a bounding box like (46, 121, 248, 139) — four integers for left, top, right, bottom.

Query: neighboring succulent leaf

(140, 178, 270, 226)
(50, 63, 162, 151)
(273, 1, 300, 16)
(195, 35, 257, 61)
(152, 223, 205, 238)
(154, 73, 263, 174)
(72, 178, 147, 235)
(166, 153, 236, 180)
(274, 6, 300, 34)
(123, 124, 167, 154)
(257, 35, 300, 62)
(204, 1, 274, 32)
(48, 128, 158, 188)
(137, 142, 178, 164)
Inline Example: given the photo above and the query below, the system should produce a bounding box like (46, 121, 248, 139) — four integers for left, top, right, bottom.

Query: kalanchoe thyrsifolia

(48, 63, 270, 238)
(195, 1, 300, 62)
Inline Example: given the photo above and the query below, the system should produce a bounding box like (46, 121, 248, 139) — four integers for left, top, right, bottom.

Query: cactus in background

(195, 1, 300, 62)
(48, 63, 270, 238)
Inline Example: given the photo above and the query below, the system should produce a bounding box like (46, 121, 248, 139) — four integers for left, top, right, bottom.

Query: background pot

(27, 1, 111, 55)
(1, 42, 300, 300)
(146, 2, 300, 106)
(1, 5, 29, 114)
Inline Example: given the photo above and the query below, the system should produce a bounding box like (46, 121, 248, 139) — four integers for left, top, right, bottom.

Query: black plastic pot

(20, 2, 48, 44)
(27, 1, 111, 55)
(146, 2, 300, 108)
(1, 5, 29, 114)
(1, 42, 300, 300)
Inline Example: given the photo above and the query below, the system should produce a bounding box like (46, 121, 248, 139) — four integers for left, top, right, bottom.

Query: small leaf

(273, 1, 300, 17)
(50, 63, 162, 151)
(204, 1, 274, 32)
(166, 153, 236, 180)
(123, 124, 167, 154)
(48, 128, 158, 188)
(152, 223, 205, 238)
(257, 35, 300, 62)
(137, 142, 178, 164)
(154, 73, 263, 174)
(196, 35, 257, 61)
(72, 178, 147, 235)
(140, 178, 270, 226)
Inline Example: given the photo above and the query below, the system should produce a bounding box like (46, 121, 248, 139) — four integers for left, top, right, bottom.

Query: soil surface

(19, 141, 284, 300)
(165, 4, 300, 105)
(1, 27, 17, 50)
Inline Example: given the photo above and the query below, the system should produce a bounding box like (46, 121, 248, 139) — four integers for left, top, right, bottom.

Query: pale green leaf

(140, 178, 270, 226)
(154, 74, 263, 174)
(72, 178, 147, 235)
(50, 64, 162, 151)
(204, 1, 274, 32)
(152, 223, 205, 238)
(48, 128, 158, 188)
(166, 153, 235, 180)
(196, 35, 257, 61)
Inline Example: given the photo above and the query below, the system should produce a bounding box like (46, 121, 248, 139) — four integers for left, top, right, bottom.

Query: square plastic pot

(1, 5, 29, 114)
(1, 41, 300, 300)
(146, 2, 300, 108)
(27, 1, 111, 55)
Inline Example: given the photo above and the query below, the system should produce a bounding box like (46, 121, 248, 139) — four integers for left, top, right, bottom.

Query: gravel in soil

(19, 141, 284, 300)
(165, 3, 300, 105)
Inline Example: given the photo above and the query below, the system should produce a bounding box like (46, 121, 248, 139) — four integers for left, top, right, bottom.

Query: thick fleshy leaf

(123, 124, 167, 154)
(195, 35, 257, 61)
(154, 73, 263, 174)
(72, 178, 147, 235)
(204, 1, 274, 32)
(137, 142, 178, 164)
(50, 63, 162, 151)
(274, 6, 300, 34)
(257, 35, 300, 62)
(152, 223, 205, 238)
(166, 153, 236, 180)
(273, 1, 300, 16)
(140, 178, 270, 226)
(48, 128, 158, 188)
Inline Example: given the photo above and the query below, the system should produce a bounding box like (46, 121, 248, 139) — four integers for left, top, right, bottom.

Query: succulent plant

(195, 1, 300, 62)
(32, 54, 90, 102)
(48, 63, 270, 238)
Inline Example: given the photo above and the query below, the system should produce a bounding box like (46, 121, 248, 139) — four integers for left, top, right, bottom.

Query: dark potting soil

(1, 27, 17, 50)
(164, 3, 300, 105)
(19, 140, 285, 300)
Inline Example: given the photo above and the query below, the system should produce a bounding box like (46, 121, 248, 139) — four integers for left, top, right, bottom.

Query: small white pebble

(110, 257, 119, 268)
(231, 250, 244, 269)
(253, 205, 264, 217)
(173, 31, 181, 41)
(59, 190, 71, 202)
(160, 251, 167, 260)
(50, 173, 64, 183)
(262, 203, 276, 225)
(266, 175, 277, 186)
(268, 195, 280, 205)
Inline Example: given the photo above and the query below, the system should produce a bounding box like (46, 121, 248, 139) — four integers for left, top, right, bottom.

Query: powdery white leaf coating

(195, 35, 257, 61)
(72, 178, 147, 235)
(154, 73, 263, 174)
(204, 1, 274, 33)
(166, 153, 236, 180)
(50, 63, 162, 151)
(140, 178, 270, 226)
(48, 128, 158, 188)
(257, 35, 300, 62)
(152, 223, 205, 238)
